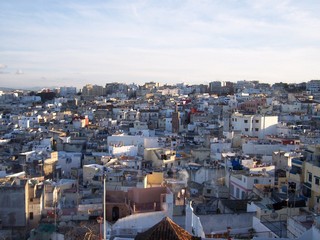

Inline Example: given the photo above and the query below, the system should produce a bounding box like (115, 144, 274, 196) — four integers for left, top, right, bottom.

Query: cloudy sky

(1, 0, 320, 89)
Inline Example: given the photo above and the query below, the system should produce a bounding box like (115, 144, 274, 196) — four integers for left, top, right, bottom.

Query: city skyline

(1, 0, 320, 88)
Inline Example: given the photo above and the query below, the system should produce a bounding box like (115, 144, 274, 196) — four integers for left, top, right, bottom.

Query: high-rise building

(59, 86, 77, 97)
(306, 80, 320, 93)
(82, 84, 105, 96)
(209, 81, 222, 94)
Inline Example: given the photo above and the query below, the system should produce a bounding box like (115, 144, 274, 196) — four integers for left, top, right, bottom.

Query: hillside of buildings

(1, 80, 320, 239)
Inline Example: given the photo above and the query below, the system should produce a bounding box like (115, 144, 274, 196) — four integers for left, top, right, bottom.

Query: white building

(18, 115, 41, 128)
(229, 172, 274, 200)
(231, 113, 278, 138)
(59, 86, 77, 97)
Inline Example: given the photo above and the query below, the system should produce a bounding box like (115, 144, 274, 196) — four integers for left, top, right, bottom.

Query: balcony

(292, 158, 303, 166)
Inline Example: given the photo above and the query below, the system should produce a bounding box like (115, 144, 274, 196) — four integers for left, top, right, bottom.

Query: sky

(1, 0, 320, 89)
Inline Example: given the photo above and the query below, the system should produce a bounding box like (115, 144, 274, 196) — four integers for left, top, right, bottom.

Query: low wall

(199, 212, 255, 234)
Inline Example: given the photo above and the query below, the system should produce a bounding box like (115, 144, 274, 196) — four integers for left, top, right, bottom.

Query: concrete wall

(128, 187, 167, 204)
(62, 143, 84, 152)
(144, 172, 163, 187)
(27, 184, 42, 230)
(0, 186, 26, 227)
(199, 212, 255, 234)
(191, 148, 210, 162)
(252, 216, 277, 238)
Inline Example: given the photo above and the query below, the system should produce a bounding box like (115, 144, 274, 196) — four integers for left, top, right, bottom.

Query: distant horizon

(0, 79, 312, 92)
(0, 78, 320, 90)
(1, 1, 320, 88)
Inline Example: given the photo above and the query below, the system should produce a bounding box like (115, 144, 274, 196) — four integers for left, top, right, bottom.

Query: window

(254, 179, 259, 184)
(244, 120, 248, 123)
(236, 188, 240, 198)
(315, 177, 320, 185)
(241, 191, 245, 199)
(255, 128, 259, 131)
(255, 120, 259, 123)
(207, 189, 211, 194)
(29, 212, 33, 220)
(66, 158, 72, 164)
(245, 128, 248, 132)
(308, 173, 313, 182)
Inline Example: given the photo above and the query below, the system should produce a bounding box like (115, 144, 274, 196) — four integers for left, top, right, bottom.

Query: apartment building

(231, 113, 278, 138)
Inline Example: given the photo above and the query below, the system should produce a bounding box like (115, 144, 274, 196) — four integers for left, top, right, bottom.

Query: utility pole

(54, 201, 58, 240)
(103, 173, 107, 240)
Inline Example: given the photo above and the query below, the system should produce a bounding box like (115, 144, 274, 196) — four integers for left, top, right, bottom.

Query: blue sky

(1, 0, 320, 88)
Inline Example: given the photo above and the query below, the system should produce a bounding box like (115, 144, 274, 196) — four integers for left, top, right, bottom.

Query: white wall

(165, 118, 172, 132)
(18, 119, 30, 129)
(144, 137, 159, 149)
(109, 145, 138, 156)
(211, 141, 232, 160)
(108, 135, 145, 155)
(58, 151, 82, 177)
(242, 141, 296, 156)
